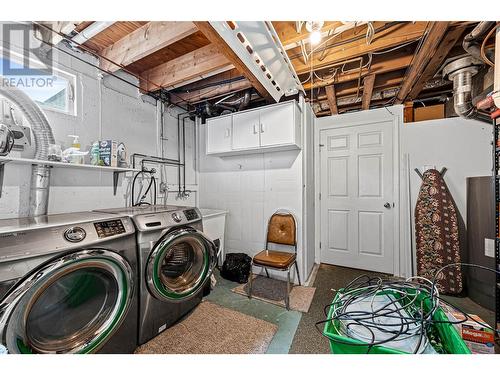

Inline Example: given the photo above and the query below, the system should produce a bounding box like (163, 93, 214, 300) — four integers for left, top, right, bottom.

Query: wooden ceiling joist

(325, 85, 338, 115)
(395, 22, 450, 104)
(292, 22, 427, 75)
(405, 25, 467, 101)
(302, 51, 414, 91)
(361, 74, 376, 110)
(141, 43, 233, 92)
(100, 21, 198, 72)
(193, 21, 271, 101)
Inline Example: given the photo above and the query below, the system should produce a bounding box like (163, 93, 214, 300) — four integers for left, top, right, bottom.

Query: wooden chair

(248, 210, 300, 309)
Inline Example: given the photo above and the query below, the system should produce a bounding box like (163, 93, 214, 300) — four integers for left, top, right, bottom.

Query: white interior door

(319, 121, 394, 274)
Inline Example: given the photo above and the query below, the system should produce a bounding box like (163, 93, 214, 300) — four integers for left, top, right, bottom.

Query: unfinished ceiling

(60, 20, 485, 117)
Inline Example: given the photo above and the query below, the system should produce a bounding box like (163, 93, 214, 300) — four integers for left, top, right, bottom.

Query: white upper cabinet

(206, 100, 301, 156)
(259, 102, 296, 147)
(206, 115, 232, 154)
(232, 110, 260, 150)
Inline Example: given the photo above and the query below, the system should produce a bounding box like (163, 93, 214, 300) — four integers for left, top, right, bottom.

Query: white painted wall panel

(0, 34, 197, 219)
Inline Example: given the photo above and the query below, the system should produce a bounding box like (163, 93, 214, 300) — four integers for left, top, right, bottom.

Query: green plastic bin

(323, 288, 471, 354)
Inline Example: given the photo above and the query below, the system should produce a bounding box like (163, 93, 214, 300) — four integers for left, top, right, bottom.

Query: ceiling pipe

(71, 21, 114, 45)
(494, 26, 500, 109)
(463, 22, 496, 64)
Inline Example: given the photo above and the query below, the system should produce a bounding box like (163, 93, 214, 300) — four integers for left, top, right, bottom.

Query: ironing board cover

(415, 169, 463, 294)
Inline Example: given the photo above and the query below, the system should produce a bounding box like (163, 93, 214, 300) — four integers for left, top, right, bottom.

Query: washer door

(0, 249, 133, 354)
(147, 227, 216, 302)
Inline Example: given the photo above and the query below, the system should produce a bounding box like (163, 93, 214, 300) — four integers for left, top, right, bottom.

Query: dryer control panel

(184, 209, 199, 221)
(94, 219, 126, 238)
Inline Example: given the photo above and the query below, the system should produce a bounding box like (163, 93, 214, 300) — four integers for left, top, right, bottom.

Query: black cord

(315, 263, 500, 353)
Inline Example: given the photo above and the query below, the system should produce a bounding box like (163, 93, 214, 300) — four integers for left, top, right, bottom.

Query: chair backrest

(266, 210, 297, 251)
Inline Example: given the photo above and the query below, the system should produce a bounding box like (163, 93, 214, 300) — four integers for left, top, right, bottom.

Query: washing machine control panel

(184, 209, 199, 221)
(171, 212, 182, 223)
(94, 219, 126, 238)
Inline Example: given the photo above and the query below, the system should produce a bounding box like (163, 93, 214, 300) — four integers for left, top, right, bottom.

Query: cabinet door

(206, 115, 232, 154)
(259, 102, 295, 147)
(232, 110, 260, 150)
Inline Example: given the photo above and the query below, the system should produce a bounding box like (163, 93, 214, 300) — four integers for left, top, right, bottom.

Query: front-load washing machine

(94, 205, 217, 345)
(0, 211, 138, 354)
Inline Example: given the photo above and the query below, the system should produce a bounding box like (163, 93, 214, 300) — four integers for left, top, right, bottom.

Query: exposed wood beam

(171, 78, 252, 104)
(395, 22, 450, 104)
(193, 21, 271, 100)
(325, 85, 338, 115)
(316, 71, 404, 100)
(302, 51, 414, 91)
(361, 74, 376, 110)
(292, 22, 427, 75)
(100, 21, 198, 72)
(406, 25, 467, 101)
(141, 43, 233, 92)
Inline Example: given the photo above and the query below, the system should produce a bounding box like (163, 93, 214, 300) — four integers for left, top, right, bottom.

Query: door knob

(384, 202, 391, 209)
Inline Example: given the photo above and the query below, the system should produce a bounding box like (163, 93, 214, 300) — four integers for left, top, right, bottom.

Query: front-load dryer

(94, 205, 217, 345)
(0, 212, 138, 354)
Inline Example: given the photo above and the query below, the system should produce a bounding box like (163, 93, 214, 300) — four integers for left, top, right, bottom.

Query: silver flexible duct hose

(0, 81, 55, 216)
(451, 69, 475, 118)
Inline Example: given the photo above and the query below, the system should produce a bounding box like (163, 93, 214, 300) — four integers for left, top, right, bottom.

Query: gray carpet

(289, 264, 386, 354)
(135, 301, 278, 354)
(231, 275, 316, 312)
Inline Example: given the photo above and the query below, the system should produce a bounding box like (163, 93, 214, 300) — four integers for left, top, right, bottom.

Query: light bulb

(310, 30, 322, 45)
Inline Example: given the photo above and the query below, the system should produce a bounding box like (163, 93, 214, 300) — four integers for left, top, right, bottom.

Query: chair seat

(253, 250, 296, 269)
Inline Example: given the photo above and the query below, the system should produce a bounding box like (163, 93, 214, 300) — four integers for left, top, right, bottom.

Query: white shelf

(0, 156, 140, 173)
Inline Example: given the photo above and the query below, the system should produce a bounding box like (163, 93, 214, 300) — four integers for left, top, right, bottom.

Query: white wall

(400, 117, 492, 274)
(197, 102, 310, 282)
(0, 25, 197, 219)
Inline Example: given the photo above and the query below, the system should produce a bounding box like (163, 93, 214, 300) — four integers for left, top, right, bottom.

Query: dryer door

(146, 227, 216, 302)
(0, 249, 133, 354)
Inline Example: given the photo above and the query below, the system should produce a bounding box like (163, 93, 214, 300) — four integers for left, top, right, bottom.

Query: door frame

(313, 105, 407, 277)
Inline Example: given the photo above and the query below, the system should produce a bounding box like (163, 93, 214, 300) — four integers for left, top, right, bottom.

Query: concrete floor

(206, 264, 497, 354)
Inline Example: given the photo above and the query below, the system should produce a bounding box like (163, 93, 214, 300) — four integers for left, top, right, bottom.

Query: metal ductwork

(443, 56, 483, 119)
(463, 21, 496, 64)
(217, 90, 251, 111)
(0, 83, 55, 216)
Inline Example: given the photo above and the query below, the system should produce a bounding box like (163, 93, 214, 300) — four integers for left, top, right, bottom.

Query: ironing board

(415, 169, 463, 294)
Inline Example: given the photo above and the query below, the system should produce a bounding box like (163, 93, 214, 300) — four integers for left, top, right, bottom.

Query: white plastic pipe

(71, 21, 114, 45)
(493, 26, 500, 109)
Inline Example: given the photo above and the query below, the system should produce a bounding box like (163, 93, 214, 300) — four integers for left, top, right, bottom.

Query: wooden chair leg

(248, 265, 253, 299)
(285, 267, 291, 310)
(294, 261, 301, 286)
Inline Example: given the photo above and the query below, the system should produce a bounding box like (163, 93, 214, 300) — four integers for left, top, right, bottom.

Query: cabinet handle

(225, 128, 230, 138)
(253, 124, 258, 134)
(260, 123, 264, 133)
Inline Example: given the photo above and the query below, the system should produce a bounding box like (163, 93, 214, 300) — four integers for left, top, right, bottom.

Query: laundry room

(1, 1, 500, 374)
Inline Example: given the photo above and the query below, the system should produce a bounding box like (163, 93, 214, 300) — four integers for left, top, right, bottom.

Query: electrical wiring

(316, 263, 500, 354)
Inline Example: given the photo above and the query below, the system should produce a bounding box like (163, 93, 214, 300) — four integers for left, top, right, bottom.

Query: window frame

(0, 47, 78, 116)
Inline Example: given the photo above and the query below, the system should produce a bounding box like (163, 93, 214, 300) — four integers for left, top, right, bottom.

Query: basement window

(0, 53, 77, 116)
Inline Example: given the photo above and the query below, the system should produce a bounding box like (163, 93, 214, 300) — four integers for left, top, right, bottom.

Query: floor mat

(231, 275, 316, 313)
(135, 301, 278, 354)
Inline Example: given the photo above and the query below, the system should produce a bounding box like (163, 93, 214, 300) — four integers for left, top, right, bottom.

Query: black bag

(220, 253, 252, 284)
